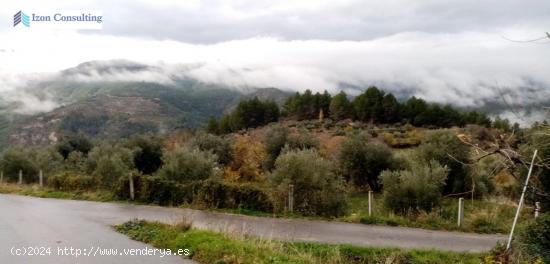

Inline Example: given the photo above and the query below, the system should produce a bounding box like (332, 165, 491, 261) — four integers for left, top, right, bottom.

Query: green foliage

(522, 125, 550, 210)
(380, 160, 448, 214)
(381, 93, 400, 123)
(284, 88, 492, 128)
(205, 117, 220, 135)
(190, 133, 233, 165)
(27, 147, 64, 176)
(0, 148, 38, 183)
(462, 111, 492, 127)
(338, 136, 395, 191)
(492, 116, 511, 132)
(64, 151, 87, 173)
(329, 91, 352, 120)
(263, 126, 319, 171)
(416, 131, 470, 195)
(195, 180, 274, 212)
(469, 156, 497, 198)
(353, 86, 385, 123)
(157, 147, 219, 183)
(517, 213, 550, 263)
(48, 171, 96, 191)
(216, 97, 280, 133)
(86, 144, 134, 188)
(125, 134, 164, 174)
(56, 135, 93, 159)
(116, 176, 273, 211)
(270, 149, 347, 217)
(264, 126, 290, 171)
(283, 89, 331, 120)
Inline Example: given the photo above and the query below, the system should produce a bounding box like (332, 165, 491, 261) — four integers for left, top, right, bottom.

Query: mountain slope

(3, 61, 292, 147)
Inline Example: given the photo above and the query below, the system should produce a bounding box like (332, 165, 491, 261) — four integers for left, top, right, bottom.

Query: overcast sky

(0, 0, 549, 120)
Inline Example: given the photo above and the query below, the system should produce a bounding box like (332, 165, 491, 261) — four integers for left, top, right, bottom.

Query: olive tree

(338, 135, 395, 191)
(157, 147, 220, 183)
(269, 148, 347, 217)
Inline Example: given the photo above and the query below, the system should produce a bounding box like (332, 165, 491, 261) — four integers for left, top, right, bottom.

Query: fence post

(535, 202, 540, 219)
(39, 170, 44, 187)
(0, 171, 3, 184)
(457, 198, 464, 227)
(288, 184, 294, 213)
(368, 191, 373, 217)
(18, 170, 22, 185)
(128, 173, 135, 201)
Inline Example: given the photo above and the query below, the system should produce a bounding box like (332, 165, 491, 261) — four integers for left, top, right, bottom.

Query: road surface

(0, 194, 505, 263)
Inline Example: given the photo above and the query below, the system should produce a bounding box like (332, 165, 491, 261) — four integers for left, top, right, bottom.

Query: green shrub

(270, 149, 347, 217)
(140, 176, 194, 205)
(86, 144, 134, 188)
(264, 126, 291, 171)
(338, 135, 395, 191)
(48, 172, 96, 191)
(416, 131, 470, 195)
(27, 147, 64, 176)
(517, 213, 550, 263)
(194, 179, 228, 208)
(190, 133, 233, 165)
(157, 147, 220, 183)
(56, 135, 93, 159)
(225, 183, 273, 212)
(0, 148, 39, 183)
(115, 176, 273, 212)
(263, 126, 319, 171)
(381, 160, 448, 214)
(64, 151, 87, 173)
(116, 173, 145, 200)
(195, 180, 274, 212)
(125, 134, 164, 174)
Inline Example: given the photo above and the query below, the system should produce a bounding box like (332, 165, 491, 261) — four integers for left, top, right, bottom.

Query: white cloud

(0, 0, 548, 117)
(0, 30, 549, 108)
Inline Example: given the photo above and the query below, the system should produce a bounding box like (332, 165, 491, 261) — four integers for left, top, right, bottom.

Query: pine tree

(329, 91, 352, 120)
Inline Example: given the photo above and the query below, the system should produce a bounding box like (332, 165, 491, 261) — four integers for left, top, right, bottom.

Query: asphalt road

(0, 194, 506, 263)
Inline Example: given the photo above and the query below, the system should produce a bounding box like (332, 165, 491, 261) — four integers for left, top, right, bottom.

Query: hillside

(1, 61, 292, 148)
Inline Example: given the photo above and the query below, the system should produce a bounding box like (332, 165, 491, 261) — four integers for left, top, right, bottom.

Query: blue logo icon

(14, 11, 30, 27)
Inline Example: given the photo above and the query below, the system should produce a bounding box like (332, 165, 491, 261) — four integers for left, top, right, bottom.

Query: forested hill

(0, 60, 526, 148)
(207, 87, 517, 135)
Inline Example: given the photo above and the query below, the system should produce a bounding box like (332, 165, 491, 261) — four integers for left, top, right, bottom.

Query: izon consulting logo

(14, 11, 30, 27)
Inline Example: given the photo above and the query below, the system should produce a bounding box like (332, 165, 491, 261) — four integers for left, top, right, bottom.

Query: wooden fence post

(18, 170, 22, 185)
(288, 184, 294, 213)
(368, 191, 373, 217)
(535, 202, 540, 219)
(457, 198, 464, 227)
(128, 173, 135, 201)
(39, 170, 44, 187)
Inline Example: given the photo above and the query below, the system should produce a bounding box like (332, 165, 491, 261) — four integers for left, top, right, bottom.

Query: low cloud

(0, 30, 549, 119)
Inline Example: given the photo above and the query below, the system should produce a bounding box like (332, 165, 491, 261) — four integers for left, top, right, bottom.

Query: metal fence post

(457, 198, 464, 227)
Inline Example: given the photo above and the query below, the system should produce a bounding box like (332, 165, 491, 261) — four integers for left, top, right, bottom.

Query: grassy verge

(115, 219, 483, 264)
(339, 192, 530, 234)
(0, 183, 114, 202)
